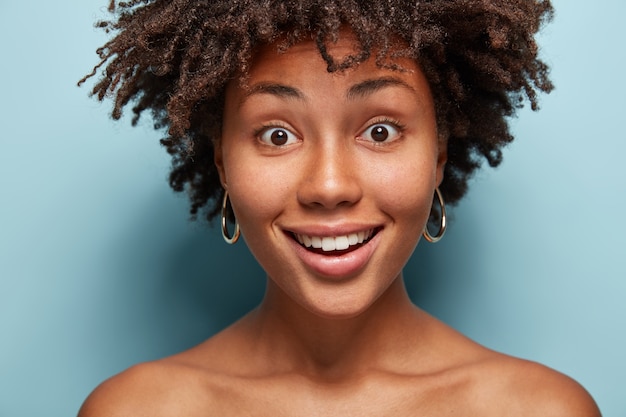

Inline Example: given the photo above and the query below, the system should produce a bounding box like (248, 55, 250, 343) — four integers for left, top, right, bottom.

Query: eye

(258, 127, 299, 146)
(360, 121, 403, 143)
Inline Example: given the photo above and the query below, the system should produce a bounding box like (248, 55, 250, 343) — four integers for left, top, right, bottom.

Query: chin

(296, 289, 388, 321)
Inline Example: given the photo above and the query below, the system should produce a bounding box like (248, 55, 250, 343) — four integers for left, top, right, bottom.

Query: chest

(203, 374, 479, 417)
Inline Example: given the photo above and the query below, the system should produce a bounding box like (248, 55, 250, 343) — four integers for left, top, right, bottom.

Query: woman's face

(217, 33, 446, 318)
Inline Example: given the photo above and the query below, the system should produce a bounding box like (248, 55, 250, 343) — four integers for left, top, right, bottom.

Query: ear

(435, 135, 448, 187)
(213, 138, 227, 189)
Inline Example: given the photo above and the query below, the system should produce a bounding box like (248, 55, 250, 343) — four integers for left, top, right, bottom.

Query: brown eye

(259, 127, 297, 146)
(270, 129, 288, 145)
(371, 126, 389, 142)
(361, 122, 402, 143)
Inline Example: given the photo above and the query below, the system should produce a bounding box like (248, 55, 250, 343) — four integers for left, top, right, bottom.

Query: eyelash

(369, 117, 405, 131)
(253, 123, 299, 147)
(360, 118, 406, 144)
(252, 117, 406, 146)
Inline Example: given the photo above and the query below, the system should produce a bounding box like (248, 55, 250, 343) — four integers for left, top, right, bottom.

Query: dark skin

(80, 0, 555, 221)
(78, 35, 600, 417)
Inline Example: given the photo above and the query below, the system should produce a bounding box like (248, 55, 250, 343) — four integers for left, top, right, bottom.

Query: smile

(292, 228, 377, 252)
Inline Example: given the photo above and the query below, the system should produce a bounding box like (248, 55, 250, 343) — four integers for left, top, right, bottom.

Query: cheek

(223, 153, 294, 226)
(367, 156, 436, 220)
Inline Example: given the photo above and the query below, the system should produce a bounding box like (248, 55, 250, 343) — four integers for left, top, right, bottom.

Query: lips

(293, 228, 376, 252)
(286, 226, 382, 278)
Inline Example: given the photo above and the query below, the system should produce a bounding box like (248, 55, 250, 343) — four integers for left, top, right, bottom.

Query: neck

(249, 275, 426, 380)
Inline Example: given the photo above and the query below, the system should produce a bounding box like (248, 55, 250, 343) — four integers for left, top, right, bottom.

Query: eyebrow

(242, 83, 305, 104)
(241, 76, 416, 106)
(346, 77, 417, 100)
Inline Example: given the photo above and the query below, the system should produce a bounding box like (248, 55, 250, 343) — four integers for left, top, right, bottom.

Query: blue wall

(1, 1, 624, 416)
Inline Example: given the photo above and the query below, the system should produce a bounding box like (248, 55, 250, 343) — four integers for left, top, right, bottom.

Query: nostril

(295, 147, 364, 209)
(296, 174, 363, 209)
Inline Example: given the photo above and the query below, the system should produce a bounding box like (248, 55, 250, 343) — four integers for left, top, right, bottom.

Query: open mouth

(291, 228, 380, 255)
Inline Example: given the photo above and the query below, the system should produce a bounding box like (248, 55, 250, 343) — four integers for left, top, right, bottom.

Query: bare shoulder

(77, 360, 214, 417)
(76, 322, 254, 417)
(414, 312, 601, 416)
(475, 355, 601, 417)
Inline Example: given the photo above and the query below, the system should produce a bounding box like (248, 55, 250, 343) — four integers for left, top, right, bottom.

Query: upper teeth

(294, 229, 374, 252)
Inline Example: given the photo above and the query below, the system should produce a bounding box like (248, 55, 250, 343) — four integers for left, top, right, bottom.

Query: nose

(297, 141, 363, 209)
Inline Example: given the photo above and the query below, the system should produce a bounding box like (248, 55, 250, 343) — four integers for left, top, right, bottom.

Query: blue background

(1, 1, 624, 416)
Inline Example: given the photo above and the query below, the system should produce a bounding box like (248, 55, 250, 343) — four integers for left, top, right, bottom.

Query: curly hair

(79, 0, 553, 221)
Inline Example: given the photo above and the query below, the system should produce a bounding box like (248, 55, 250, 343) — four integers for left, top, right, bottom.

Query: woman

(78, 1, 600, 415)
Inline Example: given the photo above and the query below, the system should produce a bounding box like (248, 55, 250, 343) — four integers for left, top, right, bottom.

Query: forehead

(229, 33, 432, 105)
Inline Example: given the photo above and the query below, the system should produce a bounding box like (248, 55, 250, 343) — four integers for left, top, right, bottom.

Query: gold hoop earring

(423, 188, 447, 243)
(221, 191, 240, 244)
